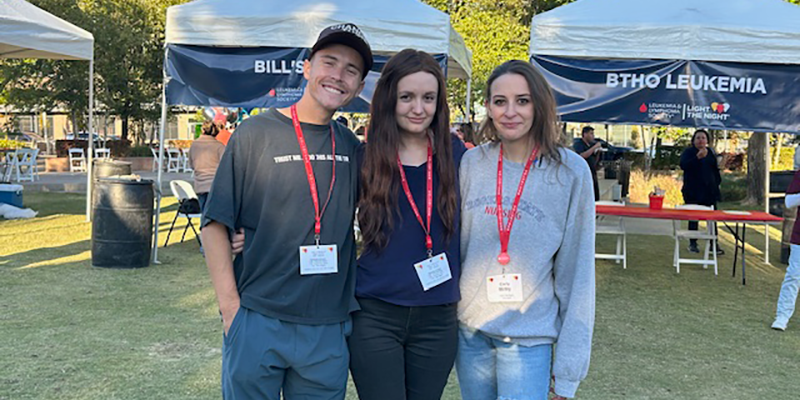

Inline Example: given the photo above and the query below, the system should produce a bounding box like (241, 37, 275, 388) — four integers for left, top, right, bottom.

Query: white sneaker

(771, 318, 788, 331)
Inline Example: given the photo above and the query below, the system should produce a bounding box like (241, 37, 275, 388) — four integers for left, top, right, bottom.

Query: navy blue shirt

(356, 135, 467, 306)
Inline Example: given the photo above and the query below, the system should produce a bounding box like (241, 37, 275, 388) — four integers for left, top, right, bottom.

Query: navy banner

(531, 55, 800, 133)
(165, 44, 448, 112)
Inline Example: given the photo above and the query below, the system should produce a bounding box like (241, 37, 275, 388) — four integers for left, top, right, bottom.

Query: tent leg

(86, 59, 95, 222)
(152, 73, 168, 265)
(465, 79, 472, 123)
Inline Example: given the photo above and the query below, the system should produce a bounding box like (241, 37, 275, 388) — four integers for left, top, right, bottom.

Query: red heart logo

(489, 278, 494, 282)
(514, 276, 519, 280)
(639, 104, 647, 113)
(328, 247, 333, 252)
(439, 256, 444, 260)
(302, 249, 307, 253)
(418, 265, 423, 269)
(268, 89, 276, 97)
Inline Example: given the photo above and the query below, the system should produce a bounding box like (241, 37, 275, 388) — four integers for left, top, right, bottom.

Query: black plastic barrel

(781, 205, 797, 265)
(92, 160, 133, 218)
(92, 177, 154, 268)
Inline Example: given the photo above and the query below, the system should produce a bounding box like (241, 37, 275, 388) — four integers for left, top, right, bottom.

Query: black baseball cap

(310, 23, 373, 79)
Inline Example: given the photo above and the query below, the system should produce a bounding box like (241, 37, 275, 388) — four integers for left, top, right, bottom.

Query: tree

(0, 0, 92, 133)
(746, 132, 768, 205)
(424, 0, 573, 121)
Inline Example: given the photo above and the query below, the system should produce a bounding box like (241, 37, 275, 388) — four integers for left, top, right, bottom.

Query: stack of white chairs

(94, 148, 111, 160)
(181, 148, 193, 173)
(68, 148, 87, 173)
(13, 148, 40, 182)
(166, 148, 182, 173)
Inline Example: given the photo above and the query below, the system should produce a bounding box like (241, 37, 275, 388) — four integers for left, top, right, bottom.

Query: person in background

(215, 121, 232, 146)
(456, 123, 476, 149)
(350, 49, 466, 400)
(457, 60, 595, 400)
(772, 170, 800, 331)
(188, 121, 225, 212)
(573, 126, 602, 201)
(679, 129, 723, 254)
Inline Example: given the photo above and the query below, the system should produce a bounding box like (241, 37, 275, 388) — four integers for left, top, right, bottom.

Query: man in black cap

(202, 23, 372, 399)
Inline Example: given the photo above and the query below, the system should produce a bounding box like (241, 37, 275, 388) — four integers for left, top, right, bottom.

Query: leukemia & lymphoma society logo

(638, 101, 732, 121)
(711, 102, 730, 114)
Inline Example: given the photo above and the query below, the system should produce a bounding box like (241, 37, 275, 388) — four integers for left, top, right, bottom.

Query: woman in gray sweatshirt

(456, 60, 596, 400)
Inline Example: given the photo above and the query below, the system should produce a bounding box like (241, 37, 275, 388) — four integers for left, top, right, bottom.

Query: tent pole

(152, 73, 168, 265)
(85, 59, 95, 222)
(465, 78, 472, 123)
(765, 133, 771, 265)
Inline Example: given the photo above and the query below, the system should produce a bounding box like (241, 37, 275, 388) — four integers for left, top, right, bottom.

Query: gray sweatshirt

(458, 143, 596, 398)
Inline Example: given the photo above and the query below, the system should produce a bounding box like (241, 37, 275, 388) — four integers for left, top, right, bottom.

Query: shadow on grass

(0, 240, 91, 269)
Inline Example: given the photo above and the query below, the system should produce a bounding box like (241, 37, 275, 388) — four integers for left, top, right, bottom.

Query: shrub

(629, 169, 683, 207)
(129, 145, 153, 157)
(720, 172, 747, 202)
(0, 138, 32, 149)
(56, 139, 131, 157)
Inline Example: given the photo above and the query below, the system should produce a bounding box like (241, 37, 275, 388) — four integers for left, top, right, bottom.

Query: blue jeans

(456, 324, 552, 400)
(776, 244, 800, 322)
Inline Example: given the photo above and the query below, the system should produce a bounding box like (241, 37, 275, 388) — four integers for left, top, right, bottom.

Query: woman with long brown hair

(456, 60, 595, 400)
(349, 49, 466, 399)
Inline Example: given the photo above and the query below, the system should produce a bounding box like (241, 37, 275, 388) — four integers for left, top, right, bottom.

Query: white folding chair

(166, 148, 182, 173)
(149, 147, 162, 172)
(68, 148, 87, 172)
(595, 200, 627, 269)
(181, 148, 193, 173)
(14, 148, 39, 182)
(165, 180, 202, 246)
(673, 204, 718, 275)
(94, 148, 111, 160)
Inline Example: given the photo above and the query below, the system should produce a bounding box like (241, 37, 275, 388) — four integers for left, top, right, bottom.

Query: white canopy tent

(153, 0, 473, 263)
(529, 0, 800, 263)
(1, 0, 95, 220)
(529, 0, 800, 63)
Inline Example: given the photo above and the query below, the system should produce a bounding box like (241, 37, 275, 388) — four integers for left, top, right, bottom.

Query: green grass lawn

(1, 192, 799, 399)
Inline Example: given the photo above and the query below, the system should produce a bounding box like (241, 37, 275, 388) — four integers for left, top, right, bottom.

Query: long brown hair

(478, 60, 564, 163)
(359, 49, 458, 251)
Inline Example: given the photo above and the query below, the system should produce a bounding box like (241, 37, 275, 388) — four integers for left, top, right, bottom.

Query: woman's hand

(696, 147, 708, 159)
(230, 228, 245, 255)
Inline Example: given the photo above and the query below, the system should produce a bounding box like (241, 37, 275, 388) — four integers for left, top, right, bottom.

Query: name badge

(487, 274, 523, 302)
(413, 253, 452, 291)
(299, 244, 338, 275)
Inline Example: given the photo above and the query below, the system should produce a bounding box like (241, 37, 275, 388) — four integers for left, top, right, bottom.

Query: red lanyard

(496, 143, 539, 265)
(290, 104, 336, 245)
(397, 137, 434, 258)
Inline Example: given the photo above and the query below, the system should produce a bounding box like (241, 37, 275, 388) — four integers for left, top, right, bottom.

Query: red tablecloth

(596, 205, 783, 223)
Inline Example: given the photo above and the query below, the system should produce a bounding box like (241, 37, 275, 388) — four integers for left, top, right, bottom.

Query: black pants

(348, 297, 458, 400)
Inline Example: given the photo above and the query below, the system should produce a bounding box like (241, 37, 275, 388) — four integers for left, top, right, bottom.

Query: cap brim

(311, 32, 373, 78)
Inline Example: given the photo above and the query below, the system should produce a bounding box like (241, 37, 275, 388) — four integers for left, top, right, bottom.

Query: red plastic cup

(649, 195, 664, 210)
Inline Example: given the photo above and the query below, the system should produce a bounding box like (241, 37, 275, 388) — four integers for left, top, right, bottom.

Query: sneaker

(772, 318, 788, 331)
(688, 244, 700, 253)
(715, 247, 725, 255)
